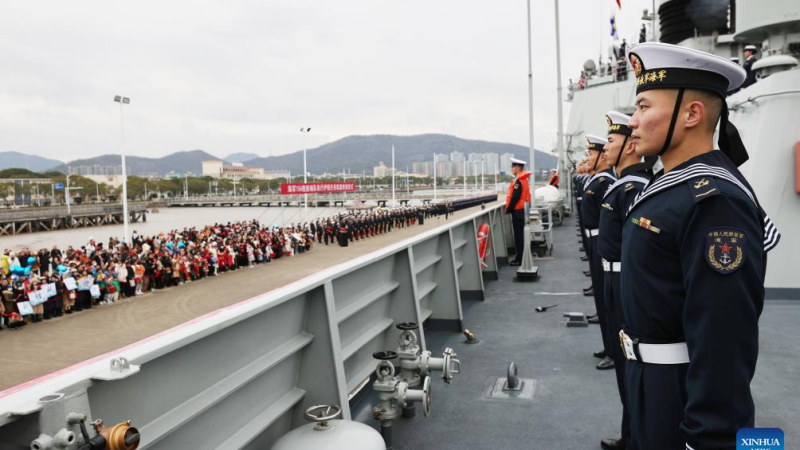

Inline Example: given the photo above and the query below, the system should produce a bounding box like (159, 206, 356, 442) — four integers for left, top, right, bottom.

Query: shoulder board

(687, 176, 720, 203)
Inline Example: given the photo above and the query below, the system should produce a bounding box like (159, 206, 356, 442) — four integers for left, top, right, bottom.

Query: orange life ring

(477, 223, 490, 263)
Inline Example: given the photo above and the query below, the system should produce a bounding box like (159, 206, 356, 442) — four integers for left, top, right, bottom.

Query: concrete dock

(0, 203, 497, 392)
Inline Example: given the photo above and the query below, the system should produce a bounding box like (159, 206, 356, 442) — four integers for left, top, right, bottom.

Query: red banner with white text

(280, 182, 356, 195)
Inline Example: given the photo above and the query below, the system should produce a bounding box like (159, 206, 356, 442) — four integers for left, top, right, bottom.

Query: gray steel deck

(356, 212, 800, 449)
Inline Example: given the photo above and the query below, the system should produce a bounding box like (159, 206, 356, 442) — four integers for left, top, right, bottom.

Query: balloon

(27, 257, 36, 264)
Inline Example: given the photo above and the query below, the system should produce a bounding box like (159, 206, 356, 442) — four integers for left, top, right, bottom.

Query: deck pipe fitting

(73, 414, 140, 450)
(372, 351, 432, 450)
(463, 329, 480, 344)
(31, 427, 77, 449)
(395, 322, 461, 385)
(31, 431, 77, 450)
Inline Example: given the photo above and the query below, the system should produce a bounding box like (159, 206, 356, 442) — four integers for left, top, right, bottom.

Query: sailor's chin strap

(658, 87, 749, 168)
(612, 135, 630, 177)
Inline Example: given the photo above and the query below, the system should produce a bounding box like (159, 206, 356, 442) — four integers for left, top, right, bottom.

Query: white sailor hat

(628, 42, 750, 166)
(585, 134, 607, 152)
(628, 42, 746, 97)
(730, 56, 740, 63)
(605, 110, 632, 136)
(744, 44, 757, 52)
(510, 158, 526, 166)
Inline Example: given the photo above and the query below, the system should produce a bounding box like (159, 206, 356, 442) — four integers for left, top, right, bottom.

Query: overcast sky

(0, 0, 652, 162)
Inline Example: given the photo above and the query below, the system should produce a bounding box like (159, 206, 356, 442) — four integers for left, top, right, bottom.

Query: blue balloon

(27, 257, 36, 264)
(57, 265, 69, 274)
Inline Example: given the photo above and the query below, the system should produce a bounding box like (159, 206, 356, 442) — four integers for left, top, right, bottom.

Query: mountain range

(0, 152, 63, 172)
(245, 134, 556, 175)
(4, 134, 556, 177)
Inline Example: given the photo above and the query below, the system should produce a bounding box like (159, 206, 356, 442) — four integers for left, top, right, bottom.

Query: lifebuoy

(477, 223, 491, 265)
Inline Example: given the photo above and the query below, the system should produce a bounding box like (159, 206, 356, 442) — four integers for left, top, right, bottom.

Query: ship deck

(0, 204, 493, 393)
(353, 211, 800, 449)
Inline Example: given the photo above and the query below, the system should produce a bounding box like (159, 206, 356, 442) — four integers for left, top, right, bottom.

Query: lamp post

(300, 127, 311, 216)
(391, 144, 396, 208)
(113, 95, 131, 244)
(525, 0, 536, 201)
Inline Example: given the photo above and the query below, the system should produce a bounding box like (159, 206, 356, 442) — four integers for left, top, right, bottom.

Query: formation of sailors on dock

(571, 43, 778, 450)
(0, 202, 464, 331)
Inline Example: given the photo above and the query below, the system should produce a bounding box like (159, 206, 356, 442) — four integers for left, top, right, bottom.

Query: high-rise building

(499, 153, 514, 174)
(449, 151, 464, 163)
(484, 153, 500, 174)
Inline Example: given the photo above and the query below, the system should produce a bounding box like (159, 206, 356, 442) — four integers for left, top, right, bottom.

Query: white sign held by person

(90, 284, 101, 298)
(17, 301, 34, 316)
(78, 279, 93, 291)
(64, 277, 78, 291)
(28, 290, 47, 306)
(44, 283, 57, 298)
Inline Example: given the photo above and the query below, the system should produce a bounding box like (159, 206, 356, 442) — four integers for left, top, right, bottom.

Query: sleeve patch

(704, 227, 747, 274)
(688, 177, 720, 203)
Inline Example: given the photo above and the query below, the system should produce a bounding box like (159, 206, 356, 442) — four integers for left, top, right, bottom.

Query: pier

(0, 204, 148, 236)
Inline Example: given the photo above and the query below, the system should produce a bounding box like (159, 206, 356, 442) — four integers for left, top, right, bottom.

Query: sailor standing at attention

(505, 158, 531, 266)
(581, 135, 617, 370)
(621, 42, 780, 450)
(741, 44, 758, 88)
(596, 110, 652, 450)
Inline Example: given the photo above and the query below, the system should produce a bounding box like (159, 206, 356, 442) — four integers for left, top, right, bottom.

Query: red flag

(616, 0, 621, 8)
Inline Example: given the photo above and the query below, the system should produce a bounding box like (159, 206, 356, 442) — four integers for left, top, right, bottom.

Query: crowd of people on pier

(0, 201, 470, 330)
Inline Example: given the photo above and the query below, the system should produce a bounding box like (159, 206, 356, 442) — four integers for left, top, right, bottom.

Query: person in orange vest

(505, 158, 531, 266)
(548, 169, 560, 188)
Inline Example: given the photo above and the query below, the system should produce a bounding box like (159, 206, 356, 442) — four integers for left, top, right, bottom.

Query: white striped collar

(586, 170, 617, 187)
(603, 174, 649, 200)
(626, 163, 780, 252)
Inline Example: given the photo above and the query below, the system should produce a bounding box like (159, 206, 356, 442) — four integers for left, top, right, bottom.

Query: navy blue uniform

(597, 163, 652, 444)
(575, 174, 590, 259)
(621, 151, 779, 450)
(580, 169, 617, 354)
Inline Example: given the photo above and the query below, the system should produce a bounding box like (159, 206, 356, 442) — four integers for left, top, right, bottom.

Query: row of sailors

(308, 205, 452, 247)
(570, 42, 780, 450)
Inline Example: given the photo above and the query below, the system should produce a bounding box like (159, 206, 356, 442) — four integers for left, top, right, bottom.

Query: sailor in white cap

(742, 44, 758, 88)
(504, 158, 530, 265)
(596, 110, 652, 450)
(548, 168, 559, 188)
(580, 134, 617, 370)
(621, 42, 780, 449)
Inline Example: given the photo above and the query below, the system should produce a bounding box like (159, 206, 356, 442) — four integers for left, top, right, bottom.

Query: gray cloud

(0, 0, 651, 161)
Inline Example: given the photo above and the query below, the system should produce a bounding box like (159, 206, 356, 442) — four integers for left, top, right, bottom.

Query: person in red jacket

(548, 169, 560, 188)
(505, 158, 531, 265)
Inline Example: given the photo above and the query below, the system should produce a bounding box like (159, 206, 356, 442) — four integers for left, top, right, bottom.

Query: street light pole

(554, 0, 567, 206)
(526, 0, 536, 201)
(113, 95, 131, 244)
(391, 144, 396, 208)
(300, 127, 311, 216)
(66, 170, 71, 214)
(433, 153, 437, 201)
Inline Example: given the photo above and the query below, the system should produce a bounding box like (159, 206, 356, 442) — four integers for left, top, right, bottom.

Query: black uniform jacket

(621, 151, 780, 448)
(597, 164, 651, 262)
